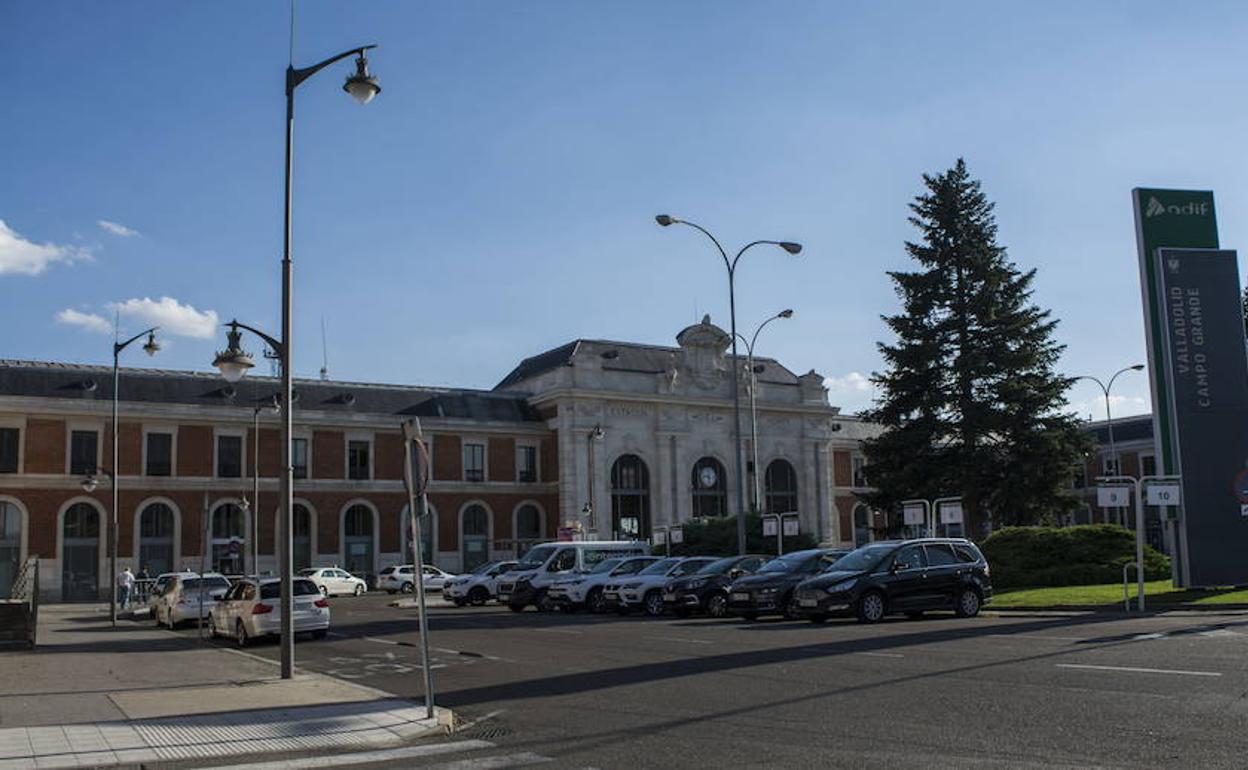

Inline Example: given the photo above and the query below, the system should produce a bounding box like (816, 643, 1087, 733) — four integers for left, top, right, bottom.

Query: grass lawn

(992, 580, 1248, 608)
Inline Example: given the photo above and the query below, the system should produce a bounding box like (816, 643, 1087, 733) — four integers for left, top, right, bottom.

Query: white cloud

(1067, 394, 1151, 422)
(824, 371, 876, 413)
(97, 219, 139, 238)
(56, 308, 113, 334)
(107, 296, 219, 339)
(0, 220, 91, 276)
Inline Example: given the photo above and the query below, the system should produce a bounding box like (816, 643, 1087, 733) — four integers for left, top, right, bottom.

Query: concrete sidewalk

(0, 604, 451, 768)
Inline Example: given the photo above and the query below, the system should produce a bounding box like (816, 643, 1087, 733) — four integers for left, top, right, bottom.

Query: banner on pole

(903, 504, 925, 526)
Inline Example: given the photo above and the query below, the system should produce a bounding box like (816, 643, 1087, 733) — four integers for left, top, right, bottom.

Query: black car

(726, 548, 850, 620)
(793, 538, 992, 624)
(662, 554, 770, 618)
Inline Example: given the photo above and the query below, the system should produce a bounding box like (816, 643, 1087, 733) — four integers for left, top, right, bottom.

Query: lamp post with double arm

(656, 215, 801, 554)
(1076, 364, 1145, 524)
(733, 310, 793, 515)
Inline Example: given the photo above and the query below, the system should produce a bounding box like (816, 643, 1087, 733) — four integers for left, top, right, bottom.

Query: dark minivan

(727, 548, 849, 620)
(793, 539, 991, 624)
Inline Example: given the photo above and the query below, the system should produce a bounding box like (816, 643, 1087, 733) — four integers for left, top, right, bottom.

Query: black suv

(793, 538, 992, 624)
(662, 554, 770, 618)
(727, 549, 849, 620)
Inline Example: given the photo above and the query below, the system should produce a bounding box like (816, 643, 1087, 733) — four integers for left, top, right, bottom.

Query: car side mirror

(728, 569, 743, 579)
(889, 563, 903, 575)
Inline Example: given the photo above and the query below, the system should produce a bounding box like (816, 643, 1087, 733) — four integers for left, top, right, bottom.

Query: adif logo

(1145, 196, 1210, 218)
(1167, 257, 1180, 273)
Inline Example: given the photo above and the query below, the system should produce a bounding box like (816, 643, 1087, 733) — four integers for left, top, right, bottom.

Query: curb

(989, 603, 1248, 614)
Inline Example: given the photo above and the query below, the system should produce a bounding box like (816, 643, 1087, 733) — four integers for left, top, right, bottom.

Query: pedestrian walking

(118, 567, 135, 611)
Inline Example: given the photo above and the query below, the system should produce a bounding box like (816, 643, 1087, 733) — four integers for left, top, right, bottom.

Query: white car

(153, 572, 233, 628)
(298, 568, 368, 597)
(379, 564, 453, 594)
(442, 561, 518, 606)
(547, 556, 661, 612)
(147, 571, 190, 614)
(609, 557, 717, 616)
(207, 577, 329, 647)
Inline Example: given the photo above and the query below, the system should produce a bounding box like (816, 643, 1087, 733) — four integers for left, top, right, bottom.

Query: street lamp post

(211, 43, 379, 680)
(105, 328, 160, 625)
(733, 310, 794, 515)
(656, 215, 801, 554)
(583, 425, 604, 538)
(1076, 365, 1145, 524)
(242, 397, 278, 577)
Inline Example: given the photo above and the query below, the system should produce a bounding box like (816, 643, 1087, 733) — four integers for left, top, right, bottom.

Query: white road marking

(363, 635, 401, 645)
(199, 740, 497, 769)
(856, 651, 905, 658)
(1131, 633, 1166, 641)
(423, 752, 552, 769)
(455, 709, 507, 732)
(1056, 663, 1222, 677)
(644, 636, 713, 645)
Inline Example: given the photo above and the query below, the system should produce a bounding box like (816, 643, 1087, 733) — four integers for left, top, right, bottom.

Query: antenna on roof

(320, 317, 330, 381)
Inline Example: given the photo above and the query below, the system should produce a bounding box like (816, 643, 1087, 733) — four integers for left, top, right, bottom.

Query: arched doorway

(0, 500, 24, 598)
(211, 502, 246, 575)
(137, 502, 175, 576)
(400, 504, 436, 565)
(852, 504, 871, 547)
(764, 459, 798, 514)
(461, 504, 490, 572)
(611, 455, 651, 539)
(293, 503, 313, 571)
(342, 504, 376, 577)
(62, 502, 100, 601)
(514, 503, 543, 556)
(691, 457, 727, 518)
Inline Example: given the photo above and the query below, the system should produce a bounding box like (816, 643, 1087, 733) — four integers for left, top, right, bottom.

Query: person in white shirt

(117, 567, 135, 611)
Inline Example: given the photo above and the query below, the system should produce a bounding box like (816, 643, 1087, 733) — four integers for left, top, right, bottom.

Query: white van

(496, 541, 650, 611)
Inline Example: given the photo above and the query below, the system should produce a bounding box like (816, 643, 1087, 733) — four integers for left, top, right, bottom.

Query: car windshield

(672, 559, 712, 576)
(471, 561, 498, 575)
(589, 558, 622, 574)
(639, 558, 680, 575)
(298, 569, 318, 577)
(259, 580, 320, 600)
(829, 544, 897, 572)
(181, 577, 230, 593)
(515, 544, 557, 570)
(697, 557, 740, 575)
(758, 554, 812, 574)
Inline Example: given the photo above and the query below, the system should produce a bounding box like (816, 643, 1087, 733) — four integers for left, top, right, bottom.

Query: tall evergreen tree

(861, 159, 1086, 535)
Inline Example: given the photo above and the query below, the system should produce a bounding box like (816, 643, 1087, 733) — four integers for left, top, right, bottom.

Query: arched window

(211, 503, 245, 575)
(461, 504, 490, 572)
(401, 504, 436, 565)
(0, 501, 22, 598)
(691, 457, 727, 518)
(138, 503, 175, 576)
(293, 504, 313, 571)
(515, 504, 543, 556)
(342, 504, 375, 577)
(611, 455, 651, 539)
(764, 459, 798, 514)
(62, 502, 100, 601)
(852, 504, 871, 548)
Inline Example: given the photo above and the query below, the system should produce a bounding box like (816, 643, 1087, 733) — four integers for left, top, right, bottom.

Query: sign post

(401, 419, 436, 720)
(1098, 475, 1180, 611)
(761, 512, 800, 556)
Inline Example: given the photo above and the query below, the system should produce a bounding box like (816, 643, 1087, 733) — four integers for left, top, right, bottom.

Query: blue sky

(4, 1, 1247, 419)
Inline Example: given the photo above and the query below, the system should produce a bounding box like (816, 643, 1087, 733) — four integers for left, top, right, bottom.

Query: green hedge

(981, 525, 1171, 589)
(662, 513, 818, 557)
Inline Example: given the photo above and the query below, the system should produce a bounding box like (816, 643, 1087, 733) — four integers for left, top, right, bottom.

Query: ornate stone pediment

(676, 315, 730, 391)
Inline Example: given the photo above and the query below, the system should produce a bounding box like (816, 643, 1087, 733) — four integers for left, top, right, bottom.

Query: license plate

(731, 592, 749, 602)
(497, 594, 509, 601)
(663, 593, 676, 601)
(799, 598, 818, 607)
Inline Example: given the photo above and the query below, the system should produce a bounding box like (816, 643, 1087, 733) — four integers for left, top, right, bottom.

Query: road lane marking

(1131, 633, 1166, 641)
(1056, 663, 1221, 677)
(199, 740, 497, 769)
(644, 636, 713, 645)
(856, 652, 905, 658)
(364, 636, 400, 645)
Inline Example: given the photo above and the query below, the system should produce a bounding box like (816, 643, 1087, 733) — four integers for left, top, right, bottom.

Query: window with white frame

(145, 432, 173, 476)
(292, 438, 309, 480)
(517, 444, 538, 483)
(464, 442, 485, 482)
(216, 434, 243, 478)
(0, 427, 19, 474)
(347, 439, 371, 480)
(70, 430, 99, 476)
(851, 454, 867, 488)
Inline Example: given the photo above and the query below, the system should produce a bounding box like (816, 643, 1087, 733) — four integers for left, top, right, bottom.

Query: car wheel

(401, 582, 414, 594)
(905, 611, 925, 620)
(354, 584, 364, 597)
(782, 595, 801, 621)
(643, 591, 666, 617)
(706, 593, 728, 619)
(468, 587, 490, 606)
(808, 614, 828, 624)
(535, 589, 554, 613)
(311, 629, 328, 640)
(508, 603, 526, 613)
(857, 591, 886, 624)
(235, 620, 250, 648)
(955, 588, 982, 618)
(587, 588, 606, 613)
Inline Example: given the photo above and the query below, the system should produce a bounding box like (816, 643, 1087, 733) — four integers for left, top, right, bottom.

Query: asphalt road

(174, 595, 1248, 769)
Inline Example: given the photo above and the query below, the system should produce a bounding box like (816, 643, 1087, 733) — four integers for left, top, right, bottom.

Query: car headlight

(758, 587, 778, 595)
(825, 579, 857, 594)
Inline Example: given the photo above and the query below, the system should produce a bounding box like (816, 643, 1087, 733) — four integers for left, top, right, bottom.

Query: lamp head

(213, 322, 256, 384)
(238, 497, 250, 515)
(655, 214, 679, 227)
(779, 241, 802, 255)
(142, 331, 161, 357)
(1130, 364, 1145, 371)
(81, 475, 99, 494)
(591, 424, 605, 440)
(343, 53, 381, 105)
(778, 309, 794, 319)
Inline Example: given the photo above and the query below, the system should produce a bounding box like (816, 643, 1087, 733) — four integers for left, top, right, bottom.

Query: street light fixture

(655, 214, 803, 554)
(211, 39, 379, 681)
(734, 310, 795, 515)
(1076, 364, 1145, 523)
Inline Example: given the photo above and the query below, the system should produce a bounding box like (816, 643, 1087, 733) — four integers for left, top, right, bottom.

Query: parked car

(442, 560, 518, 606)
(794, 539, 992, 624)
(207, 577, 329, 646)
(497, 541, 650, 612)
(546, 556, 661, 612)
(152, 572, 233, 628)
(727, 549, 849, 620)
(379, 564, 454, 594)
(607, 556, 718, 616)
(147, 571, 189, 614)
(662, 554, 770, 618)
(299, 567, 368, 597)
